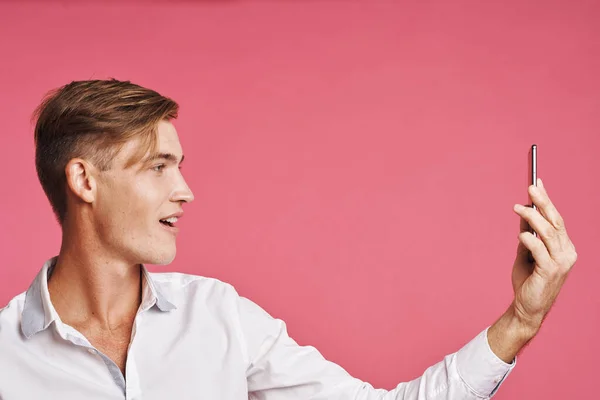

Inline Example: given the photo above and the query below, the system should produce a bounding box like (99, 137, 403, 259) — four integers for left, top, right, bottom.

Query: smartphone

(528, 144, 537, 238)
(527, 144, 537, 263)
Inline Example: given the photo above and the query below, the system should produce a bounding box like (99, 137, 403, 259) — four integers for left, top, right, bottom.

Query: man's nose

(171, 177, 195, 203)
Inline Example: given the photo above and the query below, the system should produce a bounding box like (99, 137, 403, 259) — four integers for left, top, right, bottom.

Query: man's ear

(65, 158, 97, 204)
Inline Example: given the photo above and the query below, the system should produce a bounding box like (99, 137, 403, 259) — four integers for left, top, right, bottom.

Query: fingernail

(537, 178, 543, 187)
(514, 204, 525, 212)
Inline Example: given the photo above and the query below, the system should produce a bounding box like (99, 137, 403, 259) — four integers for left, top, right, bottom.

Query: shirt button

(88, 348, 98, 355)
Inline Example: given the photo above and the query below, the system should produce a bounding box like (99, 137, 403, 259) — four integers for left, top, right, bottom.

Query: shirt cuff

(455, 326, 517, 398)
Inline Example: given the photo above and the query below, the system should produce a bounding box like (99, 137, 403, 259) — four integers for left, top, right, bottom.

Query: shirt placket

(125, 312, 142, 400)
(57, 313, 143, 399)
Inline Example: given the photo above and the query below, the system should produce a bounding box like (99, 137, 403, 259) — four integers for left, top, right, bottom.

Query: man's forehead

(149, 122, 184, 162)
(156, 120, 183, 148)
(115, 120, 184, 168)
(160, 121, 184, 152)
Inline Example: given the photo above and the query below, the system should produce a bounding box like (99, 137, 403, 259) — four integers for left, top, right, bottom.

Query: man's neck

(47, 249, 142, 332)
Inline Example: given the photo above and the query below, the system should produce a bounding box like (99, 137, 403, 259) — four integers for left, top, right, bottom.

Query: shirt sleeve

(236, 295, 516, 400)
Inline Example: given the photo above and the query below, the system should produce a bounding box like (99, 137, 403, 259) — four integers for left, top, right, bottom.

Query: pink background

(1, 1, 599, 398)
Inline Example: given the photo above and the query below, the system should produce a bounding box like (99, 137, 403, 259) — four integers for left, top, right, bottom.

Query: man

(0, 79, 577, 399)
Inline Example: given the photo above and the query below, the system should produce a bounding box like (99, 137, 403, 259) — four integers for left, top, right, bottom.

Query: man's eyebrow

(143, 153, 185, 164)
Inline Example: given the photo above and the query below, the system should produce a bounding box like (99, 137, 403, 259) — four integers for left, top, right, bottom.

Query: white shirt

(0, 257, 516, 399)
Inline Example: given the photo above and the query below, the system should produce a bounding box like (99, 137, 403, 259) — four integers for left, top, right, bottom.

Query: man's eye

(152, 164, 166, 172)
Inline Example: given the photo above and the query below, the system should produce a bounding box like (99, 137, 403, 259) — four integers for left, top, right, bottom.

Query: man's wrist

(487, 305, 539, 364)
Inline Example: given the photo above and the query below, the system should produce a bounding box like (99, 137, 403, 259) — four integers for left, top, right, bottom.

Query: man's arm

(236, 293, 516, 400)
(236, 178, 577, 400)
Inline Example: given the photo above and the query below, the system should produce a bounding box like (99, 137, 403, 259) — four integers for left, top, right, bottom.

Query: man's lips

(161, 211, 183, 220)
(159, 211, 183, 232)
(159, 220, 180, 235)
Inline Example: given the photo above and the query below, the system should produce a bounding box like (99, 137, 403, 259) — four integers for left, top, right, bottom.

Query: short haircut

(32, 79, 179, 225)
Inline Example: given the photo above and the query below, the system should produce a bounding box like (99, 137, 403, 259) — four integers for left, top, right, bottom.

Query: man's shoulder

(149, 270, 233, 288)
(148, 271, 240, 301)
(0, 291, 26, 317)
(0, 291, 27, 336)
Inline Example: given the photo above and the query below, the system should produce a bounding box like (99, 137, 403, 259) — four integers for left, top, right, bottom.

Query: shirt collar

(140, 264, 177, 313)
(21, 256, 176, 339)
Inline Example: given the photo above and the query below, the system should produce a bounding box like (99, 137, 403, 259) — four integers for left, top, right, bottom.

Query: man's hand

(488, 178, 578, 363)
(511, 178, 577, 332)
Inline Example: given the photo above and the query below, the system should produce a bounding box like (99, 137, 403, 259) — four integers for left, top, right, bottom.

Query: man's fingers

(519, 207, 534, 234)
(529, 179, 566, 232)
(518, 231, 554, 273)
(514, 204, 562, 257)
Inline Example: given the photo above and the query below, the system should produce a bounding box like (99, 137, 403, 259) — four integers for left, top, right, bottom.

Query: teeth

(163, 217, 178, 223)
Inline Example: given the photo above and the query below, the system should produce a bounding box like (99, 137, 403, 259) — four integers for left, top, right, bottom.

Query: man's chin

(140, 247, 177, 266)
(152, 253, 176, 266)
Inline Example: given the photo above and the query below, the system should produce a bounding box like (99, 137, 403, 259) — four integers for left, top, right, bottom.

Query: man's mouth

(159, 217, 178, 228)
